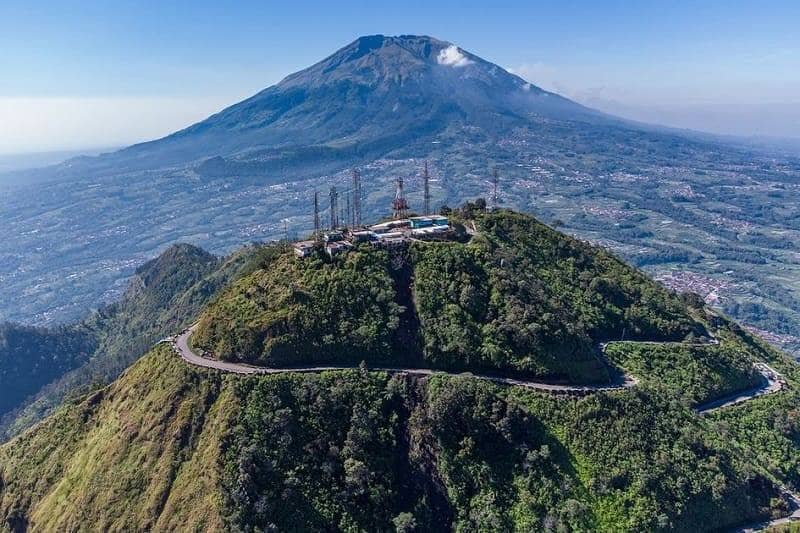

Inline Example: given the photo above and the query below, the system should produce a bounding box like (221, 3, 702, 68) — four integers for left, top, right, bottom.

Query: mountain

(0, 243, 251, 439)
(2, 208, 800, 532)
(2, 34, 800, 364)
(0, 323, 96, 417)
(45, 35, 597, 178)
(193, 210, 704, 383)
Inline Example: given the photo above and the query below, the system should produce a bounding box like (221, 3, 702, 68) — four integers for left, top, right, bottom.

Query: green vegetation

(195, 248, 403, 366)
(0, 242, 276, 440)
(3, 207, 800, 531)
(604, 335, 762, 405)
(0, 347, 235, 532)
(195, 210, 706, 383)
(0, 347, 782, 532)
(702, 330, 800, 492)
(413, 210, 703, 382)
(0, 323, 96, 416)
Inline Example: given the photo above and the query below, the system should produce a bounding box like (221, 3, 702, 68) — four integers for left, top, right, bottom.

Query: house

(325, 241, 352, 257)
(293, 240, 316, 258)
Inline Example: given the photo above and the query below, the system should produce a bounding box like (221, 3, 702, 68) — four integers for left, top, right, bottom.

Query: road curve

(696, 362, 787, 414)
(167, 324, 636, 394)
(165, 325, 796, 530)
(166, 325, 786, 407)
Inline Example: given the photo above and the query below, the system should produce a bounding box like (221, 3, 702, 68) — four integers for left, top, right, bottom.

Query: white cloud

(437, 45, 473, 68)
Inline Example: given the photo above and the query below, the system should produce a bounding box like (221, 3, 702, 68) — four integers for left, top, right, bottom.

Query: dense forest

(195, 209, 706, 383)
(0, 323, 96, 416)
(0, 242, 270, 440)
(195, 247, 405, 366)
(0, 347, 784, 532)
(3, 206, 800, 531)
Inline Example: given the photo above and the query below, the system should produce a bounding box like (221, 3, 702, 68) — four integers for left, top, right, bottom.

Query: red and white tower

(391, 177, 409, 219)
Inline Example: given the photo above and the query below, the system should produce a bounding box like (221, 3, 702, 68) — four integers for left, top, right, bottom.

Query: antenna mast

(346, 194, 351, 230)
(353, 169, 362, 227)
(392, 177, 409, 219)
(313, 191, 321, 240)
(423, 161, 431, 215)
(492, 169, 499, 210)
(329, 186, 338, 229)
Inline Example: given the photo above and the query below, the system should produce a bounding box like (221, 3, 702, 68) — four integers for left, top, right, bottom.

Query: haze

(1, 0, 799, 155)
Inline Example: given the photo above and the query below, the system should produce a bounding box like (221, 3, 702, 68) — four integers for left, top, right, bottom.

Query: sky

(1, 0, 799, 155)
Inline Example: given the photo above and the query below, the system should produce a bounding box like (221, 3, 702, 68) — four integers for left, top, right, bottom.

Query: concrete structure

(296, 215, 452, 259)
(293, 240, 316, 258)
(325, 240, 352, 257)
(324, 230, 344, 243)
(350, 230, 378, 244)
(409, 215, 449, 229)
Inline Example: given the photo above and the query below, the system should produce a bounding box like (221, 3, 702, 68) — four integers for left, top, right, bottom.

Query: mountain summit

(77, 35, 594, 176)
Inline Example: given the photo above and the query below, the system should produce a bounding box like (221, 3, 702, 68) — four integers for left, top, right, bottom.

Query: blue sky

(1, 0, 799, 153)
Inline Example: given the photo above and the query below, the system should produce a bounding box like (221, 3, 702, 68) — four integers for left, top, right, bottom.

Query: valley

(4, 13, 800, 532)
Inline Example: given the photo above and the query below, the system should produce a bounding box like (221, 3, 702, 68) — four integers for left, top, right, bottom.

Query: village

(293, 164, 460, 258)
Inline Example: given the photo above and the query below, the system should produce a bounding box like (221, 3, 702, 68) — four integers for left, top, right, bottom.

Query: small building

(409, 216, 434, 229)
(370, 219, 410, 234)
(326, 241, 352, 257)
(293, 240, 316, 258)
(349, 230, 378, 244)
(409, 215, 449, 229)
(324, 230, 344, 243)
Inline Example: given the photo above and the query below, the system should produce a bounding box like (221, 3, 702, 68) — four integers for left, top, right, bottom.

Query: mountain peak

(277, 34, 481, 89)
(89, 34, 590, 173)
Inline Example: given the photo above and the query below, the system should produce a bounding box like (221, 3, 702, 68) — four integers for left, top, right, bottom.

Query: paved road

(167, 325, 785, 408)
(697, 362, 787, 414)
(168, 324, 636, 394)
(736, 489, 800, 532)
(166, 325, 795, 530)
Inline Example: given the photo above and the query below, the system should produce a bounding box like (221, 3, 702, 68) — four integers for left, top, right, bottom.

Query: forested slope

(195, 210, 706, 383)
(3, 207, 800, 531)
(0, 242, 276, 440)
(0, 345, 785, 532)
(0, 323, 96, 417)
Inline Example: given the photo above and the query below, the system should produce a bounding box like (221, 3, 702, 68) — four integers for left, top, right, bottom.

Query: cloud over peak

(437, 45, 473, 67)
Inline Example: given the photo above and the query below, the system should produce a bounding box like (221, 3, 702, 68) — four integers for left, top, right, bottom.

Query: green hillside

(0, 344, 789, 532)
(0, 242, 273, 440)
(195, 209, 705, 383)
(3, 207, 800, 531)
(0, 323, 96, 417)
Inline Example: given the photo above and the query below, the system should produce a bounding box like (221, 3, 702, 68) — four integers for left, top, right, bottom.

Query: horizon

(1, 1, 799, 155)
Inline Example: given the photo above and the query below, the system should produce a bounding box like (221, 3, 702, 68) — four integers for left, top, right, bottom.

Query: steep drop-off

(4, 207, 800, 531)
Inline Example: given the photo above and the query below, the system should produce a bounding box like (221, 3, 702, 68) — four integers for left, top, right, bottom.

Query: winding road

(166, 325, 785, 410)
(165, 324, 796, 530)
(168, 324, 636, 394)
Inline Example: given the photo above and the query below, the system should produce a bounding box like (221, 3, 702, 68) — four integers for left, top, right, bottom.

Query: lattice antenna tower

(423, 161, 431, 215)
(352, 169, 362, 226)
(329, 186, 338, 229)
(313, 191, 321, 239)
(392, 177, 409, 219)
